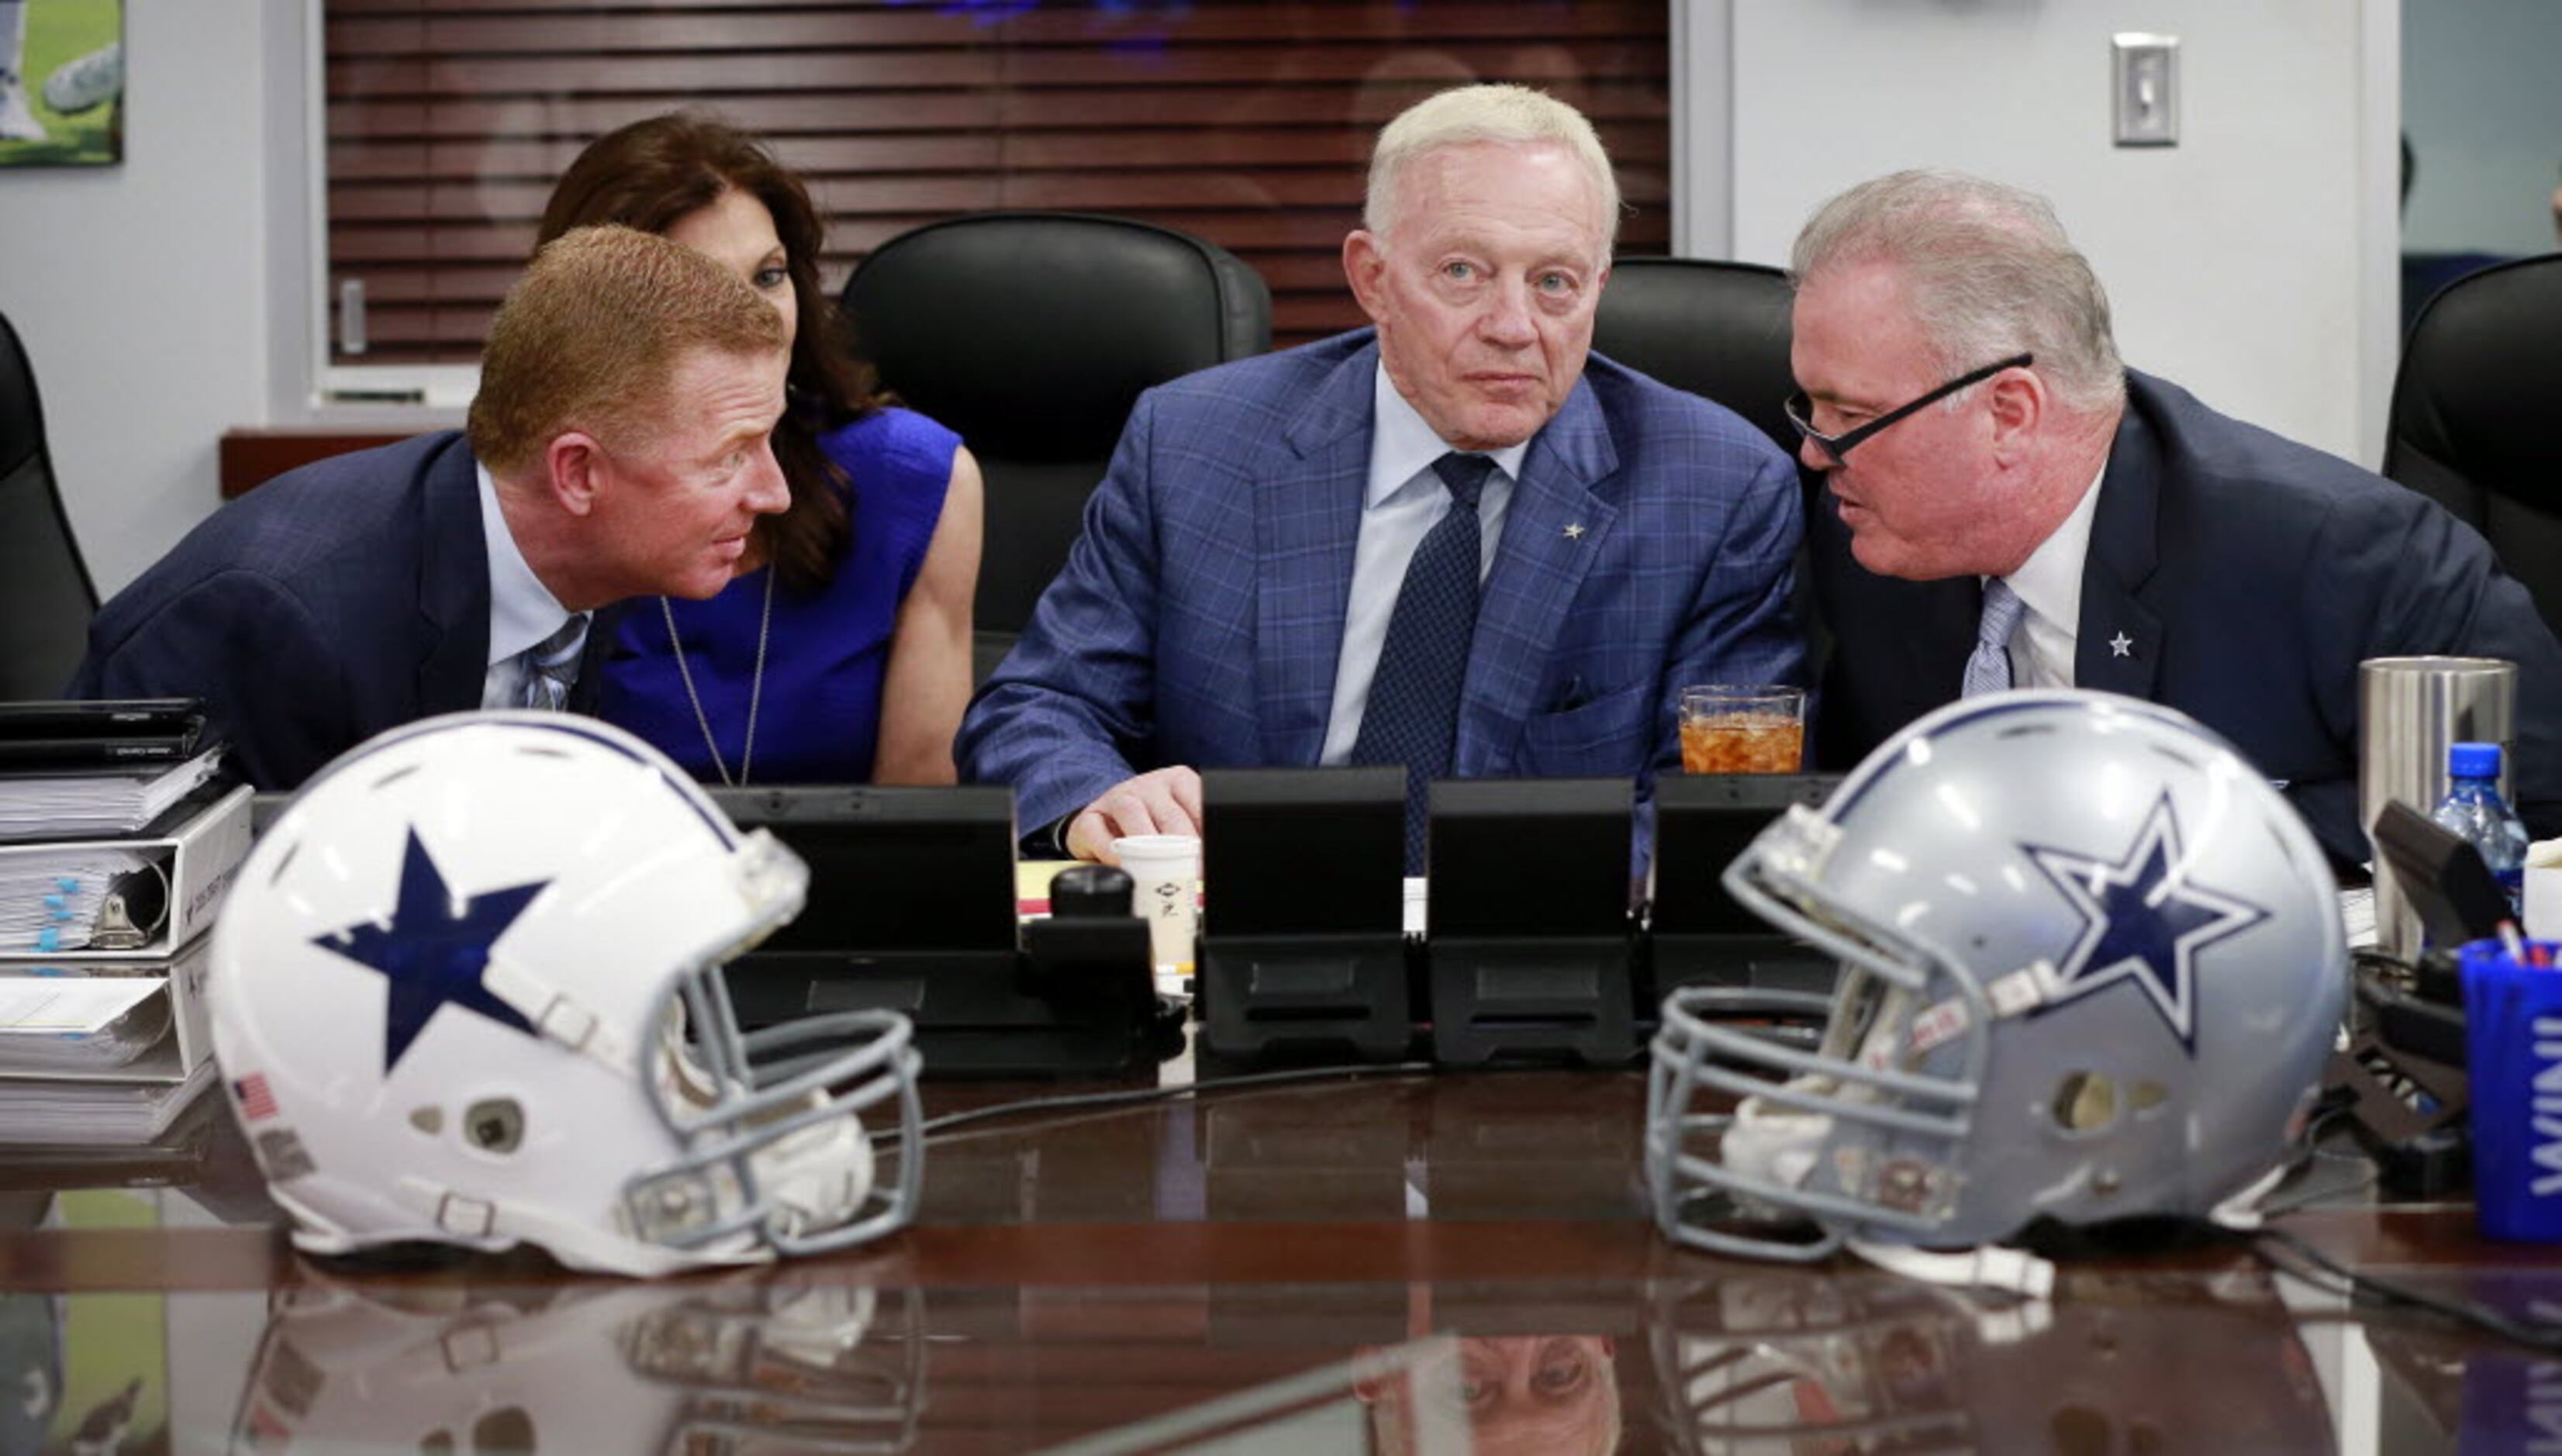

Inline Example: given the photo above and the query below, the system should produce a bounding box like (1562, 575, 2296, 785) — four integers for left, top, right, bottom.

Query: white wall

(0, 4, 271, 596)
(2402, 0, 2562, 257)
(1687, 0, 2398, 467)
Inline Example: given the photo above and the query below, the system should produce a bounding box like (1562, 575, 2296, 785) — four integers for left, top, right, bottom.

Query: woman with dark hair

(537, 110, 982, 785)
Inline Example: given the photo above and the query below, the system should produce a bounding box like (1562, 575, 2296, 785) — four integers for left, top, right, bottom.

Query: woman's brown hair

(537, 111, 880, 594)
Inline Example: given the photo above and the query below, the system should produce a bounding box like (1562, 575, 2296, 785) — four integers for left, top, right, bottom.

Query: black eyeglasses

(1783, 353, 2034, 466)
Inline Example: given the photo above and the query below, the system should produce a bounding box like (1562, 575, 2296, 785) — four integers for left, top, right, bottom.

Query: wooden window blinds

(323, 0, 1672, 367)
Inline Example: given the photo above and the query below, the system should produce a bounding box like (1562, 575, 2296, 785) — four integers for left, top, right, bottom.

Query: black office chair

(1592, 257, 1799, 457)
(2384, 252, 2562, 638)
(1593, 257, 1828, 676)
(0, 308, 100, 699)
(841, 212, 1272, 683)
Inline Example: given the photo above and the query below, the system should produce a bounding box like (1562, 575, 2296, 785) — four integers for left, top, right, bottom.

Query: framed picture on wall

(0, 0, 122, 167)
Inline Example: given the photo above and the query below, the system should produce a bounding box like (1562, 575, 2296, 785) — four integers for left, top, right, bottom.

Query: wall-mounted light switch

(337, 278, 368, 356)
(2112, 33, 2179, 147)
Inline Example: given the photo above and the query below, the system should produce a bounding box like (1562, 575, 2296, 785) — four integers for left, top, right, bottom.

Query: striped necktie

(515, 614, 589, 712)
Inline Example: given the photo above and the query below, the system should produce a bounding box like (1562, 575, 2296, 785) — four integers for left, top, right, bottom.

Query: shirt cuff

(1019, 811, 1076, 861)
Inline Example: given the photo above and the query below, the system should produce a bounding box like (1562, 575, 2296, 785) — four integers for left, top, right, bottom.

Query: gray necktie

(515, 614, 589, 712)
(1961, 579, 2025, 698)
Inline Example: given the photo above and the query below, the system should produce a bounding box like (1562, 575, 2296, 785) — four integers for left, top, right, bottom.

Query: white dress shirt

(1990, 456, 2109, 690)
(475, 463, 584, 709)
(1318, 367, 1531, 763)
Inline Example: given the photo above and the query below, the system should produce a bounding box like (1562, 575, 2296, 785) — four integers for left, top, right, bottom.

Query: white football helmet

(210, 712, 924, 1276)
(1648, 690, 2346, 1260)
(235, 1275, 926, 1452)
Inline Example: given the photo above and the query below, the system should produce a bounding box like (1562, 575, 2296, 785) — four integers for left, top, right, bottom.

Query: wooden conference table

(1, 1033, 2555, 1454)
(0, 863, 2533, 1451)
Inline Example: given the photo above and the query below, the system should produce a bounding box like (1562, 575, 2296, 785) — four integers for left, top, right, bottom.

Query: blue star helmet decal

(312, 830, 548, 1074)
(2023, 792, 2268, 1048)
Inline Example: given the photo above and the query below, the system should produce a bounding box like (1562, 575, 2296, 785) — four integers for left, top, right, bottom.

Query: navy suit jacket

(958, 329, 1806, 833)
(71, 431, 610, 790)
(1811, 370, 2562, 864)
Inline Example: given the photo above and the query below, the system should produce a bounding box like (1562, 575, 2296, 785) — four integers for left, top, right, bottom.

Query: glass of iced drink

(1679, 685, 1806, 774)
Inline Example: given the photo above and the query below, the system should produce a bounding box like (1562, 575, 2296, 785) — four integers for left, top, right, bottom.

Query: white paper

(0, 975, 161, 1034)
(0, 976, 171, 1075)
(0, 747, 224, 838)
(0, 850, 156, 951)
(0, 1060, 212, 1144)
(2338, 886, 2377, 951)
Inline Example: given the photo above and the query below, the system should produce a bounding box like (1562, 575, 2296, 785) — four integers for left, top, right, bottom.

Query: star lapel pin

(1563, 523, 1586, 540)
(2109, 631, 2134, 658)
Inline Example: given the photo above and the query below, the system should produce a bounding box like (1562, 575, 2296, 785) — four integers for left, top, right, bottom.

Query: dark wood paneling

(220, 430, 416, 498)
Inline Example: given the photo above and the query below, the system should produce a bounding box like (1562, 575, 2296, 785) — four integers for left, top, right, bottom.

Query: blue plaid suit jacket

(958, 330, 1805, 834)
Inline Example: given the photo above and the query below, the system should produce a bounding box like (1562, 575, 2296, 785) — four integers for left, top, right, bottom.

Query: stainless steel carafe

(2360, 656, 2518, 957)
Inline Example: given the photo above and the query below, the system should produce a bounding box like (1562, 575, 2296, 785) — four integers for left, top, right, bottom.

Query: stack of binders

(0, 701, 253, 1145)
(0, 699, 226, 844)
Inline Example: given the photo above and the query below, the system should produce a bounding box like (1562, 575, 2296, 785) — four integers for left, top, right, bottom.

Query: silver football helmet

(210, 712, 924, 1276)
(1648, 690, 2346, 1260)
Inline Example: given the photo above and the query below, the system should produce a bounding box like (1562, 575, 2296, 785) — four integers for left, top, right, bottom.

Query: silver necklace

(662, 568, 773, 787)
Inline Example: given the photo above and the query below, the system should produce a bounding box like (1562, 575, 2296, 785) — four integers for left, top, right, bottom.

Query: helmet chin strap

(2206, 1161, 2288, 1231)
(1845, 1238, 2056, 1300)
(1838, 1160, 2288, 1300)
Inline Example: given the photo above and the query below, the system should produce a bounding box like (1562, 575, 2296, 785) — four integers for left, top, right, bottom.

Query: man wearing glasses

(1789, 168, 2562, 864)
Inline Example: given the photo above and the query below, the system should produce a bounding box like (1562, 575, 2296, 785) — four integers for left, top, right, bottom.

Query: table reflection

(8, 1064, 2562, 1454)
(1645, 1267, 2336, 1454)
(7, 1254, 2558, 1452)
(236, 1274, 924, 1453)
(1355, 1334, 1621, 1455)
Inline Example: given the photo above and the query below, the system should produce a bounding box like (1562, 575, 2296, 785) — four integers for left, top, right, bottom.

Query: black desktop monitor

(1647, 772, 1843, 1004)
(710, 784, 1018, 955)
(1197, 766, 1410, 1061)
(1200, 765, 1406, 938)
(1425, 776, 1638, 1066)
(1651, 773, 1842, 935)
(716, 785, 1166, 1075)
(1427, 776, 1635, 937)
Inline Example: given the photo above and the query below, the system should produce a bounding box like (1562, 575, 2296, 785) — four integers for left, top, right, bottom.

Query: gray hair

(1790, 169, 2124, 412)
(1364, 83, 1619, 254)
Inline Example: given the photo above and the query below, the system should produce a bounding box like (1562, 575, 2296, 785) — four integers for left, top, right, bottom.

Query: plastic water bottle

(2433, 740, 2529, 915)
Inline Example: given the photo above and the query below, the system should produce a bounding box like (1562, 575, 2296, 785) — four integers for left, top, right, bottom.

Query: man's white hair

(1790, 168, 2125, 413)
(1364, 82, 1618, 254)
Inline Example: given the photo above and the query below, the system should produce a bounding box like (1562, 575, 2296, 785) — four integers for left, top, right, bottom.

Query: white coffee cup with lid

(1112, 833, 1200, 972)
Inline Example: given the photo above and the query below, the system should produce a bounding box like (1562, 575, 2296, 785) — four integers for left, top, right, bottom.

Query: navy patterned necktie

(1353, 452, 1497, 873)
(515, 614, 589, 712)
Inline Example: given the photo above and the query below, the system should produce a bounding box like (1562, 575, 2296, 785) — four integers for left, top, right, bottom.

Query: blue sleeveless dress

(597, 408, 962, 783)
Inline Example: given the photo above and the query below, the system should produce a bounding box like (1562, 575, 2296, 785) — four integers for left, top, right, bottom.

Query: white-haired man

(1791, 167, 2562, 863)
(961, 84, 1804, 870)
